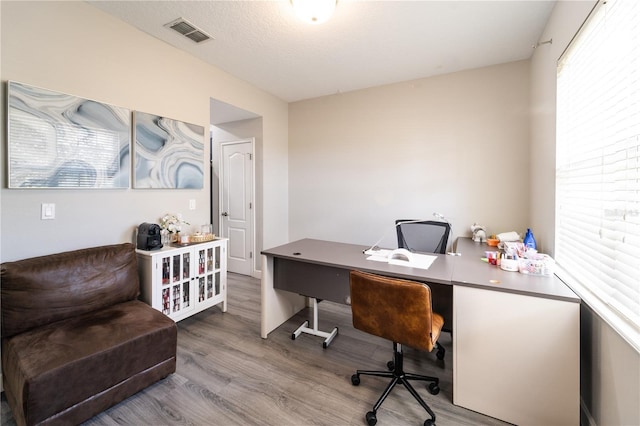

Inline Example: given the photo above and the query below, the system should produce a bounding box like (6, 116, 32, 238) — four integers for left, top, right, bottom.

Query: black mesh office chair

(396, 220, 451, 254)
(350, 270, 445, 426)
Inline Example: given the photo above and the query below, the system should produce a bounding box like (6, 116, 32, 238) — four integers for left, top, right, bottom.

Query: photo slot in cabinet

(183, 253, 190, 279)
(199, 277, 205, 302)
(207, 275, 213, 299)
(198, 251, 205, 274)
(172, 284, 180, 312)
(207, 248, 213, 271)
(183, 281, 190, 307)
(162, 257, 170, 285)
(172, 255, 180, 282)
(162, 288, 170, 315)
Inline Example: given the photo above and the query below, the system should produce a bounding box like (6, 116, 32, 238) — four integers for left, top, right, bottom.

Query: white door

(220, 140, 254, 276)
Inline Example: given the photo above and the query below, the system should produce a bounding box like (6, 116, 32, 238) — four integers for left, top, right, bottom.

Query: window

(556, 0, 640, 350)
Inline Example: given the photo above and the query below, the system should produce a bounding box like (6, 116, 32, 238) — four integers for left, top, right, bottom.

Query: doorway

(220, 139, 255, 276)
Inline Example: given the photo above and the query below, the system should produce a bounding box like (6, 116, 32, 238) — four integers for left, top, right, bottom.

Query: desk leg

(291, 298, 339, 348)
(261, 255, 306, 338)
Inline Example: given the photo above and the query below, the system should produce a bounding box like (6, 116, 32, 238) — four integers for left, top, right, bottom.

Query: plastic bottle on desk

(523, 228, 537, 250)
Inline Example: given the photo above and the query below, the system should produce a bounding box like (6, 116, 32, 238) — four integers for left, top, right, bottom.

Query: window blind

(556, 0, 640, 347)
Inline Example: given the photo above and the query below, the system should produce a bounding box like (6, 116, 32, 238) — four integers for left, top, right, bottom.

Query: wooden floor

(1, 273, 510, 426)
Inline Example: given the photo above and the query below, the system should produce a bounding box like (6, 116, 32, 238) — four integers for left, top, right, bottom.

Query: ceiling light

(291, 0, 337, 25)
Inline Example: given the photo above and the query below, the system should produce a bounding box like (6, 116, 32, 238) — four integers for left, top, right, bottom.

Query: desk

(261, 239, 455, 334)
(261, 238, 580, 425)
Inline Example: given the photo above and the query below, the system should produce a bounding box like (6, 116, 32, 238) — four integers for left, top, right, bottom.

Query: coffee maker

(137, 222, 163, 250)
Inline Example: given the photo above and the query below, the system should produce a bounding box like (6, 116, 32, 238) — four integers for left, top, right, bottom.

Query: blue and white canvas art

(7, 81, 130, 189)
(133, 111, 204, 189)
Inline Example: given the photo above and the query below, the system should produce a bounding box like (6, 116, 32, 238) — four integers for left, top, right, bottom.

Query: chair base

(291, 298, 339, 348)
(435, 342, 446, 360)
(351, 342, 439, 426)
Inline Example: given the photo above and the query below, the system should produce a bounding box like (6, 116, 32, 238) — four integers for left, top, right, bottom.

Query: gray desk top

(452, 238, 579, 303)
(263, 238, 580, 303)
(262, 238, 455, 285)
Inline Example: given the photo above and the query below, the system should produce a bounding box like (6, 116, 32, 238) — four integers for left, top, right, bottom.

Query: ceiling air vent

(165, 18, 212, 44)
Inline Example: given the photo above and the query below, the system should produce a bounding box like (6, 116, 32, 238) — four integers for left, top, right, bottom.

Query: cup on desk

(486, 251, 498, 265)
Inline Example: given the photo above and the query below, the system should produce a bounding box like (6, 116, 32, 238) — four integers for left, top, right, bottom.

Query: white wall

(289, 60, 531, 250)
(0, 1, 289, 262)
(530, 1, 640, 425)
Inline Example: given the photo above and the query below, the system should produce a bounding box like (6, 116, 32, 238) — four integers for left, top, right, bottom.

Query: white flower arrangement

(159, 213, 189, 234)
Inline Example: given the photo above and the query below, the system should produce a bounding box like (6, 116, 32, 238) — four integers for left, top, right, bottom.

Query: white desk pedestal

(453, 285, 579, 425)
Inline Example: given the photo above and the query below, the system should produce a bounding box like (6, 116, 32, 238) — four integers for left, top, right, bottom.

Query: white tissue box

(500, 258, 519, 272)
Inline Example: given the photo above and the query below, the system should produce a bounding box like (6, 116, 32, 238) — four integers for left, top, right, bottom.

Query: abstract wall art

(133, 111, 204, 189)
(7, 81, 131, 189)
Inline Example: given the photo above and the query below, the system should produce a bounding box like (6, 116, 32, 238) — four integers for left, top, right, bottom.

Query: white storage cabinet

(136, 239, 227, 322)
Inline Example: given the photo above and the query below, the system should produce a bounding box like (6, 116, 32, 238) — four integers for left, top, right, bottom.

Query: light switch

(189, 199, 196, 210)
(41, 203, 55, 220)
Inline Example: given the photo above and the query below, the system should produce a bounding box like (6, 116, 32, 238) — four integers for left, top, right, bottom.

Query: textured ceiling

(89, 0, 556, 103)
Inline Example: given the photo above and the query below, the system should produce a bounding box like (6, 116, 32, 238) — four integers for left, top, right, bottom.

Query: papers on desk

(365, 248, 437, 270)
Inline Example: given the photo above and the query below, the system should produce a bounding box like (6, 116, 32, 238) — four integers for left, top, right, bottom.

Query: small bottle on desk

(523, 228, 537, 250)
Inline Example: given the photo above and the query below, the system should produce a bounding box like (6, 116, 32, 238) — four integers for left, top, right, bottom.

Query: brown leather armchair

(349, 270, 445, 426)
(1, 243, 177, 426)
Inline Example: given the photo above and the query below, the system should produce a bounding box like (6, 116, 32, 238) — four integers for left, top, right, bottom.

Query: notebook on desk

(365, 248, 437, 270)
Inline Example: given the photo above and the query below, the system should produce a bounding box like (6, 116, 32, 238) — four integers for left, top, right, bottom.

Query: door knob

(221, 212, 228, 217)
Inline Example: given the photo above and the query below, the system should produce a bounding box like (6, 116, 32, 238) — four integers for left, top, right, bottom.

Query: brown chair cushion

(350, 270, 444, 352)
(1, 300, 177, 426)
(1, 243, 140, 338)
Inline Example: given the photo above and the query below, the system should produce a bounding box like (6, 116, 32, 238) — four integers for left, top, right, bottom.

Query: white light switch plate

(189, 199, 196, 210)
(41, 203, 55, 220)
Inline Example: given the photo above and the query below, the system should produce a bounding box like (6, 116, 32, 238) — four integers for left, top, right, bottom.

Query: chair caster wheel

(365, 411, 377, 426)
(351, 374, 360, 386)
(428, 382, 440, 395)
(386, 361, 395, 371)
(424, 419, 436, 426)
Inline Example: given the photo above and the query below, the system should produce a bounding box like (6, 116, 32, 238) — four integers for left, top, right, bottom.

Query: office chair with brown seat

(349, 270, 445, 426)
